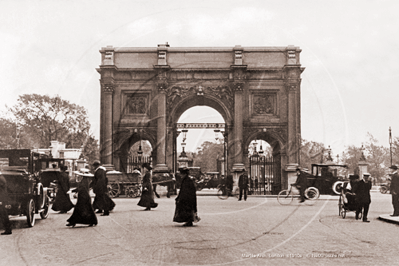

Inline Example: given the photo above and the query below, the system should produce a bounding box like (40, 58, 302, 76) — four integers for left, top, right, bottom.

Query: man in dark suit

(353, 173, 372, 222)
(238, 170, 249, 201)
(389, 165, 399, 216)
(294, 167, 307, 203)
(0, 175, 12, 235)
(91, 160, 114, 216)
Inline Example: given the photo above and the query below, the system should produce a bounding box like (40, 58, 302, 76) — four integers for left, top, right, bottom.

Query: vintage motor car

(0, 149, 51, 227)
(38, 158, 66, 203)
(196, 172, 221, 191)
(305, 163, 349, 195)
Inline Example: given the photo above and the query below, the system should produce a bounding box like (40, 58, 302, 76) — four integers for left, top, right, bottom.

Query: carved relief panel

(122, 92, 149, 116)
(250, 92, 278, 117)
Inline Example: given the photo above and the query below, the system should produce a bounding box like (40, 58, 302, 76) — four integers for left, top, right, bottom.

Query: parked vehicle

(196, 172, 221, 191)
(304, 163, 349, 195)
(0, 149, 51, 227)
(38, 158, 66, 203)
(107, 170, 142, 198)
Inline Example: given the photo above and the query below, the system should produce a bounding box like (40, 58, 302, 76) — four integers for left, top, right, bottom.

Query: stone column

(153, 84, 169, 173)
(100, 84, 114, 165)
(287, 84, 298, 164)
(232, 83, 245, 172)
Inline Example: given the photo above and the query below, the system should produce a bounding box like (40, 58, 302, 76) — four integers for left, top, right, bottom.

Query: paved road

(1, 191, 398, 266)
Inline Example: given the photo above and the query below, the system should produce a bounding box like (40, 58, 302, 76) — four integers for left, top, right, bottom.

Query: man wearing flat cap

(389, 165, 399, 216)
(91, 160, 115, 216)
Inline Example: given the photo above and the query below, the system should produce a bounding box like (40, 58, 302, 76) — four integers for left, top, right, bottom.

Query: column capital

(102, 83, 114, 93)
(284, 81, 301, 93)
(233, 82, 245, 92)
(157, 82, 168, 93)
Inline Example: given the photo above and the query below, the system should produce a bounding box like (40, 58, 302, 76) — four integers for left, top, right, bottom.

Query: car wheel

(26, 199, 36, 227)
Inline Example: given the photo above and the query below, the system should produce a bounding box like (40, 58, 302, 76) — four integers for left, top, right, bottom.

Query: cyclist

(226, 174, 234, 196)
(294, 167, 307, 203)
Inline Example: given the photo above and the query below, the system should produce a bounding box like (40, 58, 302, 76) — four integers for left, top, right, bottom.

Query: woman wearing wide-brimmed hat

(137, 163, 158, 211)
(173, 167, 199, 226)
(66, 171, 97, 227)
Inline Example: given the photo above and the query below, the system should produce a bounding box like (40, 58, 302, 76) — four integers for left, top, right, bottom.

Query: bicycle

(277, 184, 320, 205)
(217, 184, 239, 200)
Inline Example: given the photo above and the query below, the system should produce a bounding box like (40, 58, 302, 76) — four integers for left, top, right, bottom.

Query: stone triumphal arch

(97, 43, 304, 190)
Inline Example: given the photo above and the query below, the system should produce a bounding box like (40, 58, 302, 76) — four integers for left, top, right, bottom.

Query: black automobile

(0, 149, 51, 227)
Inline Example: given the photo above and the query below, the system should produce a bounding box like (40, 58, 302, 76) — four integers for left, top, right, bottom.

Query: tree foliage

(0, 118, 17, 149)
(193, 141, 223, 173)
(390, 136, 399, 166)
(364, 132, 388, 180)
(300, 139, 326, 170)
(80, 135, 100, 164)
(340, 145, 363, 173)
(8, 94, 91, 148)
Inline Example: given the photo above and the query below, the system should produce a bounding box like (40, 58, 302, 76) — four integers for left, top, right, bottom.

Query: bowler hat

(389, 165, 398, 170)
(92, 160, 101, 166)
(142, 163, 152, 170)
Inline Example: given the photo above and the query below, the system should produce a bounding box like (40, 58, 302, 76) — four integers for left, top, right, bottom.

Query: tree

(341, 145, 363, 174)
(8, 94, 91, 149)
(300, 139, 326, 170)
(364, 132, 389, 182)
(391, 136, 399, 166)
(0, 118, 17, 149)
(193, 141, 223, 173)
(80, 135, 100, 164)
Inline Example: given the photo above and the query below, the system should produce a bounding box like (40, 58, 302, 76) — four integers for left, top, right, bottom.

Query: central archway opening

(175, 106, 226, 184)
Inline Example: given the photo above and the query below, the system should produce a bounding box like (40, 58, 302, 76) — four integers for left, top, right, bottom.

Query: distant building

(33, 140, 86, 177)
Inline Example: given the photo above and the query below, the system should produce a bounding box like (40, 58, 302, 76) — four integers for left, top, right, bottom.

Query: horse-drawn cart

(107, 170, 142, 198)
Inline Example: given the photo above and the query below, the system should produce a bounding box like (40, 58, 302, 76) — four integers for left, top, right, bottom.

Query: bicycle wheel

(305, 187, 320, 200)
(217, 187, 229, 200)
(277, 190, 293, 205)
(338, 195, 343, 216)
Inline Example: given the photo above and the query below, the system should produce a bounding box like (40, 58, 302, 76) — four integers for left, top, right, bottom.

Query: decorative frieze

(165, 85, 234, 112)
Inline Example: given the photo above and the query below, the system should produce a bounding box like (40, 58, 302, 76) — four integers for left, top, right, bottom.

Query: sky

(1, 0, 398, 156)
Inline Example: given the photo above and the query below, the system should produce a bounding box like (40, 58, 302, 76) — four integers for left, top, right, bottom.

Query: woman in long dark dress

(52, 166, 74, 213)
(66, 173, 97, 227)
(137, 163, 158, 211)
(173, 167, 198, 226)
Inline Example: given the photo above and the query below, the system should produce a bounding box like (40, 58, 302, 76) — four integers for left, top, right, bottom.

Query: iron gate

(249, 154, 279, 195)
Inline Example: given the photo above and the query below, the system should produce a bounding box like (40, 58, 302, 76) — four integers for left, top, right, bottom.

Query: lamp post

(390, 127, 393, 166)
(137, 129, 143, 163)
